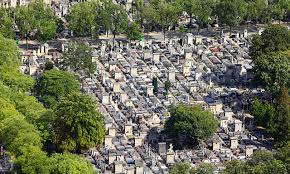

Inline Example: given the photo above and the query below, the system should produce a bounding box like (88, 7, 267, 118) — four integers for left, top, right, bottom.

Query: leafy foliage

(252, 52, 290, 94)
(126, 22, 142, 41)
(250, 25, 290, 57)
(165, 104, 218, 148)
(68, 1, 97, 37)
(60, 42, 95, 75)
(35, 69, 80, 107)
(0, 115, 42, 156)
(215, 0, 246, 28)
(15, 0, 57, 41)
(0, 34, 20, 66)
(0, 8, 14, 39)
(52, 92, 105, 152)
(222, 150, 287, 174)
(169, 162, 214, 174)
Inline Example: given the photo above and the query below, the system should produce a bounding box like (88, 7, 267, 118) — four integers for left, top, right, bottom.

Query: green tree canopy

(0, 8, 14, 39)
(68, 1, 98, 37)
(60, 42, 96, 75)
(14, 145, 51, 174)
(35, 69, 80, 107)
(251, 98, 276, 134)
(165, 104, 218, 148)
(126, 22, 142, 41)
(0, 34, 20, 66)
(52, 92, 105, 153)
(252, 52, 290, 95)
(169, 162, 214, 174)
(215, 0, 246, 29)
(15, 0, 57, 41)
(274, 87, 290, 143)
(0, 115, 42, 156)
(50, 153, 97, 174)
(222, 150, 287, 174)
(14, 147, 97, 174)
(250, 25, 290, 57)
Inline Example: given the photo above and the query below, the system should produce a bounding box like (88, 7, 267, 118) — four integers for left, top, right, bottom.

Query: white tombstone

(130, 66, 138, 77)
(120, 93, 128, 103)
(109, 154, 117, 164)
(115, 71, 122, 80)
(124, 124, 133, 136)
(195, 35, 202, 44)
(183, 65, 191, 77)
(166, 144, 175, 164)
(153, 53, 160, 63)
(147, 85, 154, 96)
(168, 68, 175, 82)
(185, 33, 194, 45)
(113, 82, 121, 93)
(135, 165, 144, 174)
(114, 161, 123, 173)
(220, 118, 228, 129)
(212, 139, 221, 151)
(234, 119, 243, 132)
(134, 137, 143, 147)
(185, 51, 192, 60)
(102, 93, 110, 104)
(108, 127, 116, 137)
(104, 135, 113, 148)
(243, 29, 248, 38)
(144, 51, 151, 59)
(127, 166, 135, 174)
(245, 145, 254, 157)
(230, 136, 238, 149)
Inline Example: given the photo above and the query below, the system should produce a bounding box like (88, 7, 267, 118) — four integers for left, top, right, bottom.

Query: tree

(0, 97, 22, 121)
(152, 77, 158, 94)
(222, 150, 287, 174)
(44, 61, 54, 71)
(169, 162, 214, 174)
(194, 0, 216, 27)
(215, 0, 246, 29)
(35, 69, 80, 107)
(97, 1, 128, 39)
(50, 153, 97, 174)
(0, 115, 42, 156)
(250, 25, 290, 57)
(0, 64, 35, 92)
(164, 80, 171, 95)
(169, 162, 196, 174)
(222, 160, 247, 174)
(140, 4, 158, 33)
(275, 145, 290, 173)
(245, 0, 269, 24)
(274, 87, 290, 143)
(15, 0, 57, 41)
(273, 0, 290, 22)
(126, 22, 142, 41)
(247, 150, 287, 174)
(52, 92, 105, 153)
(15, 147, 97, 174)
(165, 104, 218, 148)
(194, 163, 215, 174)
(68, 1, 97, 37)
(0, 8, 14, 39)
(252, 52, 290, 95)
(14, 145, 51, 174)
(154, 0, 180, 40)
(251, 98, 276, 134)
(0, 34, 20, 66)
(60, 42, 95, 75)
